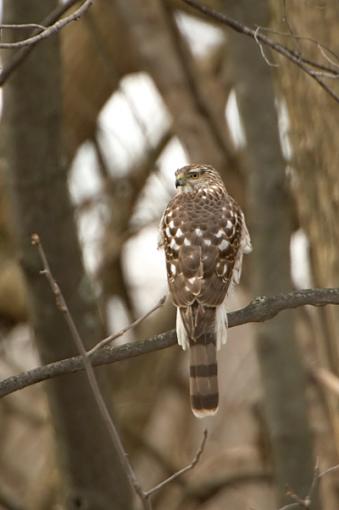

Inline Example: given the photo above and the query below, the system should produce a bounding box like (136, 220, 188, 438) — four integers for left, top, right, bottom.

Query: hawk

(160, 164, 252, 418)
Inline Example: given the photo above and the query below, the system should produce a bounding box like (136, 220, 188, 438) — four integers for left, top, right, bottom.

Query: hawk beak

(175, 177, 185, 188)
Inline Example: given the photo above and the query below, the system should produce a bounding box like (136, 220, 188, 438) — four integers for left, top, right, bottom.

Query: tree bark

(2, 2, 133, 509)
(269, 2, 339, 504)
(0, 0, 140, 329)
(225, 1, 319, 506)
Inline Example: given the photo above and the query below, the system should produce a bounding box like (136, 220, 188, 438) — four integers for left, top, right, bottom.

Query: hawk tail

(189, 331, 218, 417)
(177, 304, 227, 418)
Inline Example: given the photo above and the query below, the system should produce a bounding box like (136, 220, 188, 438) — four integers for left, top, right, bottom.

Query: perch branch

(1, 287, 339, 398)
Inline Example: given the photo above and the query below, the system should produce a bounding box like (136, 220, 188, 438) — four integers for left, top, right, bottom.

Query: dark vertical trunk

(225, 1, 319, 507)
(2, 2, 133, 509)
(269, 0, 339, 464)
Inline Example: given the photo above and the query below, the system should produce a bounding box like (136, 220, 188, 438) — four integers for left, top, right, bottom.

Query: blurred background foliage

(0, 0, 339, 509)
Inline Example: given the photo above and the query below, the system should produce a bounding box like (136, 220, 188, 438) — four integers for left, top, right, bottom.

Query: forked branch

(181, 0, 339, 104)
(278, 462, 339, 509)
(28, 234, 207, 510)
(0, 0, 81, 85)
(0, 0, 93, 49)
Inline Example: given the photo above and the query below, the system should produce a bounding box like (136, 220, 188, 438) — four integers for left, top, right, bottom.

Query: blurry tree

(269, 0, 339, 453)
(2, 1, 133, 509)
(224, 1, 318, 507)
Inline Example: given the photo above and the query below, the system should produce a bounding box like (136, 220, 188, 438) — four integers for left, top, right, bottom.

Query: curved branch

(0, 0, 93, 49)
(0, 0, 80, 85)
(1, 287, 339, 399)
(181, 0, 339, 104)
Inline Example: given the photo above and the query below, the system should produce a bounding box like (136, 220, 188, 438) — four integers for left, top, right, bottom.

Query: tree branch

(279, 462, 339, 510)
(1, 287, 339, 398)
(310, 366, 339, 398)
(181, 0, 339, 104)
(0, 0, 81, 85)
(144, 429, 207, 499)
(31, 234, 149, 508)
(0, 23, 46, 30)
(87, 295, 167, 355)
(30, 235, 207, 510)
(0, 0, 93, 49)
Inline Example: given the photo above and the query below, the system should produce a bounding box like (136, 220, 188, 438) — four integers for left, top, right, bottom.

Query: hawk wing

(162, 193, 244, 310)
(161, 190, 251, 418)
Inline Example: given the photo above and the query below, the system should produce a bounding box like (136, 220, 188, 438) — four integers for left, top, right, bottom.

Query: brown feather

(181, 305, 219, 417)
(160, 164, 251, 417)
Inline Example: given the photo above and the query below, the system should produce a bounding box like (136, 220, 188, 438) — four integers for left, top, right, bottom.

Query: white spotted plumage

(160, 164, 252, 417)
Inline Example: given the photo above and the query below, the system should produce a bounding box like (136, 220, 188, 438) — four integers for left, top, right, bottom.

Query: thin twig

(0, 24, 46, 30)
(0, 0, 80, 85)
(87, 295, 166, 355)
(281, 0, 302, 54)
(278, 504, 300, 510)
(144, 429, 208, 499)
(310, 367, 339, 398)
(125, 426, 189, 489)
(279, 460, 339, 510)
(2, 287, 339, 398)
(0, 0, 93, 49)
(30, 234, 208, 510)
(31, 234, 148, 509)
(254, 25, 339, 71)
(317, 463, 339, 480)
(317, 44, 339, 71)
(285, 488, 310, 508)
(181, 0, 339, 104)
(254, 27, 279, 68)
(182, 0, 338, 74)
(306, 458, 320, 504)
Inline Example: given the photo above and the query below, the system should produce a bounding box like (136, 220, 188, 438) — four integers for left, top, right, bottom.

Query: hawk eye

(190, 172, 199, 179)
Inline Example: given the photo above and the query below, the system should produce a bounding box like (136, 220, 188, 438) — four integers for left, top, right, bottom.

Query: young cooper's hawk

(160, 164, 252, 418)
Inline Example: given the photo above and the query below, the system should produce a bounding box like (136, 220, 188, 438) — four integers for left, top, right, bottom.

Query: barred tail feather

(189, 335, 218, 417)
(176, 304, 228, 417)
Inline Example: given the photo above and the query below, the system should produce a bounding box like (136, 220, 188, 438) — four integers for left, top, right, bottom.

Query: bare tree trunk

(114, 0, 244, 200)
(2, 2, 133, 509)
(269, 0, 339, 466)
(62, 0, 139, 160)
(225, 1, 319, 507)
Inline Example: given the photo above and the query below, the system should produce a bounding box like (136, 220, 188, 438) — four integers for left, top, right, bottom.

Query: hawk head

(175, 164, 224, 193)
